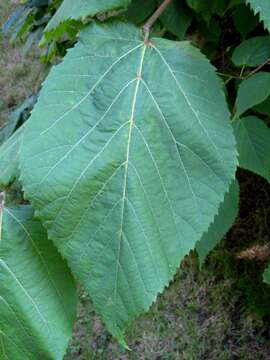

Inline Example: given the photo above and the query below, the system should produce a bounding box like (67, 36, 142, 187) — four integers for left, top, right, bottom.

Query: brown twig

(245, 57, 270, 79)
(143, 0, 172, 43)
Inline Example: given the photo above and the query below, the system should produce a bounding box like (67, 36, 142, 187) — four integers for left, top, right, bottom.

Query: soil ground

(1, 2, 270, 359)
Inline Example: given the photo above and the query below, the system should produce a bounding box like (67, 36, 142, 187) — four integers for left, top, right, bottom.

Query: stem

(143, 0, 172, 42)
(245, 57, 270, 79)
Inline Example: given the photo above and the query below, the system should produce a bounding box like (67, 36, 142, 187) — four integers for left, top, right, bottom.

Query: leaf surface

(263, 263, 270, 283)
(236, 72, 270, 116)
(196, 179, 239, 265)
(20, 21, 237, 344)
(45, 0, 131, 32)
(0, 126, 24, 188)
(0, 204, 77, 360)
(233, 116, 270, 181)
(232, 36, 270, 67)
(247, 0, 270, 31)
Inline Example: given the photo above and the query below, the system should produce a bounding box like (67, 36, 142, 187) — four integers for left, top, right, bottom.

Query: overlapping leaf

(0, 126, 24, 188)
(236, 72, 270, 116)
(232, 36, 270, 67)
(233, 116, 270, 181)
(20, 21, 237, 344)
(45, 0, 131, 32)
(196, 179, 239, 266)
(247, 0, 270, 31)
(0, 204, 77, 360)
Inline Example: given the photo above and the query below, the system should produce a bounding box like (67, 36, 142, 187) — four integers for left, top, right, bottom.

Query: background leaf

(233, 116, 270, 181)
(236, 72, 270, 116)
(232, 36, 270, 67)
(247, 0, 270, 31)
(158, 0, 192, 39)
(20, 21, 237, 344)
(0, 204, 77, 360)
(45, 0, 131, 32)
(0, 126, 24, 188)
(125, 0, 156, 25)
(196, 179, 239, 266)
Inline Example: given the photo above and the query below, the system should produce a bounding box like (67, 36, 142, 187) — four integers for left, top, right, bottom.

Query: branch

(143, 0, 172, 43)
(245, 57, 270, 79)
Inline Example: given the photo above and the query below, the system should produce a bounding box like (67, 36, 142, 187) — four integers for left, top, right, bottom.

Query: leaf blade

(20, 21, 237, 343)
(0, 205, 77, 360)
(233, 116, 270, 181)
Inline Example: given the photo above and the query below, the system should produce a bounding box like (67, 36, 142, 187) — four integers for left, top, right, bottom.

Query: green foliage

(45, 0, 131, 32)
(0, 204, 77, 359)
(233, 116, 270, 181)
(236, 72, 270, 116)
(247, 0, 270, 31)
(196, 180, 240, 266)
(20, 20, 237, 344)
(232, 36, 270, 67)
(1, 0, 270, 356)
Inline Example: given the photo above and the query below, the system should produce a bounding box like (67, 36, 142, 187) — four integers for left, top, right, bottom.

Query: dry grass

(0, 0, 42, 127)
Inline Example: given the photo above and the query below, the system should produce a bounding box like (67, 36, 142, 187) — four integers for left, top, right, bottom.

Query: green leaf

(125, 0, 156, 25)
(232, 36, 270, 67)
(0, 126, 24, 188)
(0, 204, 77, 360)
(236, 72, 270, 116)
(196, 179, 239, 266)
(45, 0, 131, 32)
(253, 95, 270, 115)
(233, 4, 259, 38)
(158, 0, 192, 39)
(20, 21, 237, 344)
(186, 0, 229, 19)
(247, 0, 270, 31)
(263, 263, 270, 283)
(233, 116, 270, 181)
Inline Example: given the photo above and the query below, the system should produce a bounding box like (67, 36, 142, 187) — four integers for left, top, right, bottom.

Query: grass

(1, 2, 270, 359)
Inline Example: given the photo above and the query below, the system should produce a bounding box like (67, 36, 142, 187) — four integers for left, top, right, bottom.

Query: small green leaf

(196, 179, 239, 266)
(126, 0, 156, 25)
(45, 0, 131, 32)
(263, 263, 270, 283)
(232, 36, 270, 67)
(247, 0, 270, 31)
(233, 4, 259, 38)
(0, 126, 24, 188)
(20, 21, 237, 344)
(253, 95, 270, 115)
(158, 0, 192, 39)
(233, 116, 270, 181)
(236, 72, 270, 116)
(0, 204, 77, 360)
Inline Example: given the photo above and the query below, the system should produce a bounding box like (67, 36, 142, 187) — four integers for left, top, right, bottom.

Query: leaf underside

(45, 0, 131, 32)
(20, 21, 237, 344)
(196, 179, 239, 266)
(0, 205, 77, 360)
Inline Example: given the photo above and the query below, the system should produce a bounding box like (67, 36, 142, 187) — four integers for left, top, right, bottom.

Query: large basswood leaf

(20, 21, 237, 344)
(247, 0, 270, 31)
(196, 179, 239, 266)
(45, 0, 131, 32)
(0, 204, 77, 359)
(233, 116, 270, 181)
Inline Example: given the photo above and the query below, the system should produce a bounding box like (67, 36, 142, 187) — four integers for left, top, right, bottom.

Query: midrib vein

(114, 44, 147, 303)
